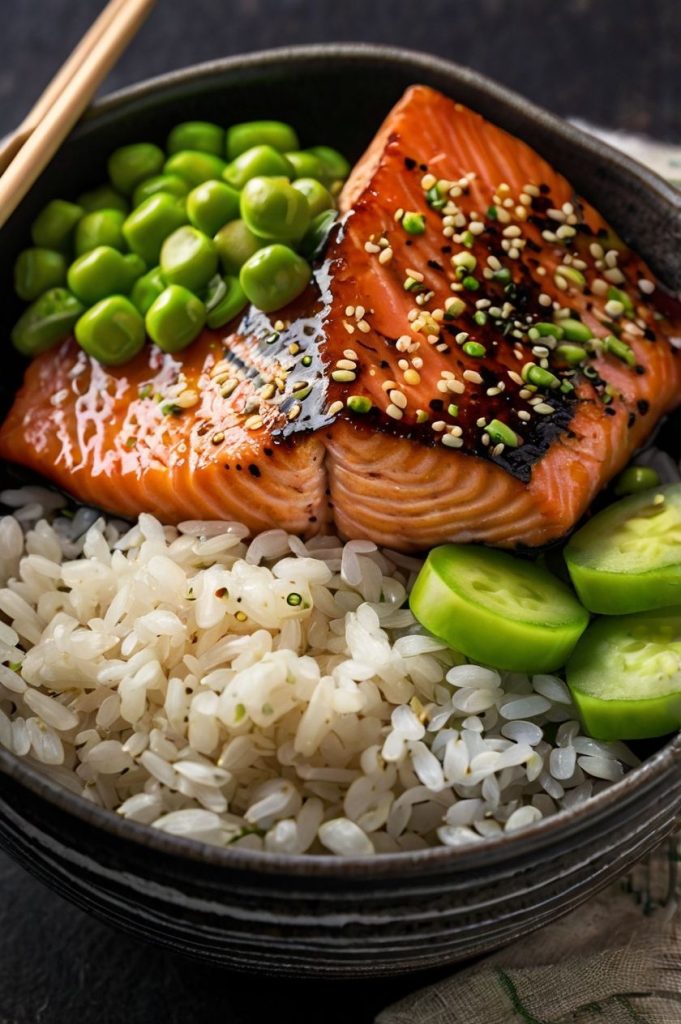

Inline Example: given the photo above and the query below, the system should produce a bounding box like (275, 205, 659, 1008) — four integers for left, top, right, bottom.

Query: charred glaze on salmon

(1, 86, 680, 550)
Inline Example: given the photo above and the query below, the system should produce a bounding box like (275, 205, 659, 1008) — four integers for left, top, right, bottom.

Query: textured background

(1, 1, 680, 1021)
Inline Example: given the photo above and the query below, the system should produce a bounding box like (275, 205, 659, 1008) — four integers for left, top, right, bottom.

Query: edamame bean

(223, 145, 293, 190)
(145, 285, 206, 352)
(164, 150, 227, 187)
(108, 143, 165, 195)
(240, 176, 310, 242)
(160, 226, 218, 292)
(285, 150, 325, 181)
(205, 275, 248, 328)
(214, 219, 263, 275)
(67, 246, 142, 305)
(187, 181, 240, 236)
(31, 200, 83, 251)
(75, 296, 146, 365)
(123, 194, 188, 264)
(239, 244, 310, 313)
(226, 120, 299, 160)
(167, 121, 225, 157)
(14, 248, 67, 301)
(131, 267, 166, 315)
(132, 174, 190, 207)
(11, 288, 85, 356)
(300, 208, 337, 260)
(291, 177, 333, 218)
(77, 185, 129, 214)
(74, 209, 127, 255)
(307, 145, 350, 183)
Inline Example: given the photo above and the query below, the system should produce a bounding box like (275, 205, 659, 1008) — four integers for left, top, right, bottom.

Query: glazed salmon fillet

(1, 85, 680, 550)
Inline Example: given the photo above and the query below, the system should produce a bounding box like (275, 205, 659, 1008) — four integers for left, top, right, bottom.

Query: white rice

(0, 488, 639, 857)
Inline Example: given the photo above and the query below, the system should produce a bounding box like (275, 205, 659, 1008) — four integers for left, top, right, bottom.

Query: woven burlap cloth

(379, 132, 681, 1024)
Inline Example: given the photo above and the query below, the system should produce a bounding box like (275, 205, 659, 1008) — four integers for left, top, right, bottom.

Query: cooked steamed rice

(0, 486, 638, 856)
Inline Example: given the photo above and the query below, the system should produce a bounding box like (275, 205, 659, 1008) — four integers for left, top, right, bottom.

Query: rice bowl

(0, 486, 637, 856)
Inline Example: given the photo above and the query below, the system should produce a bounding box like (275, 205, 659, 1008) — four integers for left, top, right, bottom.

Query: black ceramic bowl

(1, 44, 681, 980)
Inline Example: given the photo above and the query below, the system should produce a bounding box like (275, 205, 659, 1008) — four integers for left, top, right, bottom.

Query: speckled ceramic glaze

(1, 45, 681, 978)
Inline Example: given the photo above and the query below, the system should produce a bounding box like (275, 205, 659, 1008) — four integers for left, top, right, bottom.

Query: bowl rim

(2, 41, 681, 878)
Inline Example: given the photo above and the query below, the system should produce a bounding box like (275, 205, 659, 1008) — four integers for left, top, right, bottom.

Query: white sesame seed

(343, 349, 358, 360)
(547, 208, 567, 223)
(343, 321, 355, 334)
(523, 184, 540, 197)
(378, 247, 393, 264)
(386, 403, 403, 420)
(538, 293, 552, 307)
(412, 356, 423, 369)
(382, 380, 397, 391)
(397, 359, 409, 370)
(354, 305, 365, 321)
(396, 335, 412, 352)
(405, 267, 424, 282)
(589, 243, 604, 259)
(389, 389, 407, 409)
(556, 224, 576, 239)
(604, 299, 624, 318)
(605, 250, 619, 268)
(604, 267, 625, 284)
(491, 443, 504, 457)
(639, 278, 655, 295)
(364, 242, 380, 254)
(436, 380, 449, 393)
(404, 369, 421, 385)
(502, 225, 522, 238)
(345, 305, 355, 317)
(463, 369, 483, 384)
(534, 403, 555, 415)
(357, 320, 371, 334)
(486, 387, 501, 396)
(421, 173, 436, 190)
(328, 401, 344, 416)
(591, 278, 608, 295)
(442, 434, 463, 447)
(432, 420, 446, 431)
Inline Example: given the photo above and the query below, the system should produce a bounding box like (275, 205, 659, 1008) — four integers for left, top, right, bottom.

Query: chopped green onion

(605, 334, 636, 366)
(486, 419, 519, 447)
(463, 340, 485, 357)
(402, 212, 426, 235)
(287, 592, 303, 606)
(347, 394, 372, 414)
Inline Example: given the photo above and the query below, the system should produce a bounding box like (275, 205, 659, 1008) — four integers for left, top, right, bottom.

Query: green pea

(613, 465, 661, 497)
(240, 244, 311, 313)
(131, 267, 166, 315)
(167, 121, 225, 157)
(31, 200, 83, 251)
(300, 209, 337, 260)
(164, 150, 227, 187)
(108, 143, 165, 195)
(123, 194, 188, 265)
(240, 176, 310, 242)
(132, 174, 190, 207)
(223, 145, 293, 190)
(187, 181, 240, 236)
(160, 226, 218, 292)
(75, 296, 145, 365)
(74, 209, 127, 256)
(77, 185, 129, 214)
(291, 178, 333, 218)
(226, 121, 299, 161)
(285, 151, 325, 180)
(145, 285, 206, 352)
(67, 246, 142, 305)
(14, 248, 67, 301)
(214, 219, 263, 275)
(205, 275, 248, 328)
(307, 145, 350, 183)
(11, 288, 85, 357)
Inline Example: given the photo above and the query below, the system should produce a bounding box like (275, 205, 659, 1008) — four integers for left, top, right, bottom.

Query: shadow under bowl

(1, 44, 680, 979)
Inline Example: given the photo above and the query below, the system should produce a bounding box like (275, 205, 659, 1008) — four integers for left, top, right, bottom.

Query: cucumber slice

(565, 483, 681, 614)
(567, 608, 681, 739)
(409, 545, 589, 673)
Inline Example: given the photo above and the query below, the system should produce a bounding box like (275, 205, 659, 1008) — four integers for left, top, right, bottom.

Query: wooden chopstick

(0, 0, 133, 176)
(0, 0, 155, 230)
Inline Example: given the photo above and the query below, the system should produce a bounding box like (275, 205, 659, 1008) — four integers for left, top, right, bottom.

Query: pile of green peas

(11, 120, 349, 366)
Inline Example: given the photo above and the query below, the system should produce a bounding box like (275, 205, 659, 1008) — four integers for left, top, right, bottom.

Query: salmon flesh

(2, 85, 680, 551)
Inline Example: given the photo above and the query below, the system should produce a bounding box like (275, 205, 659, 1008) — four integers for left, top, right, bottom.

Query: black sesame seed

(637, 399, 650, 415)
(605, 407, 616, 416)
(248, 464, 261, 477)
(634, 365, 646, 375)
(404, 157, 417, 170)
(627, 412, 636, 428)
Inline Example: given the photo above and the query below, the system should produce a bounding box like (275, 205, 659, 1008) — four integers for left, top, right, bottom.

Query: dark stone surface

(0, 2, 679, 1021)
